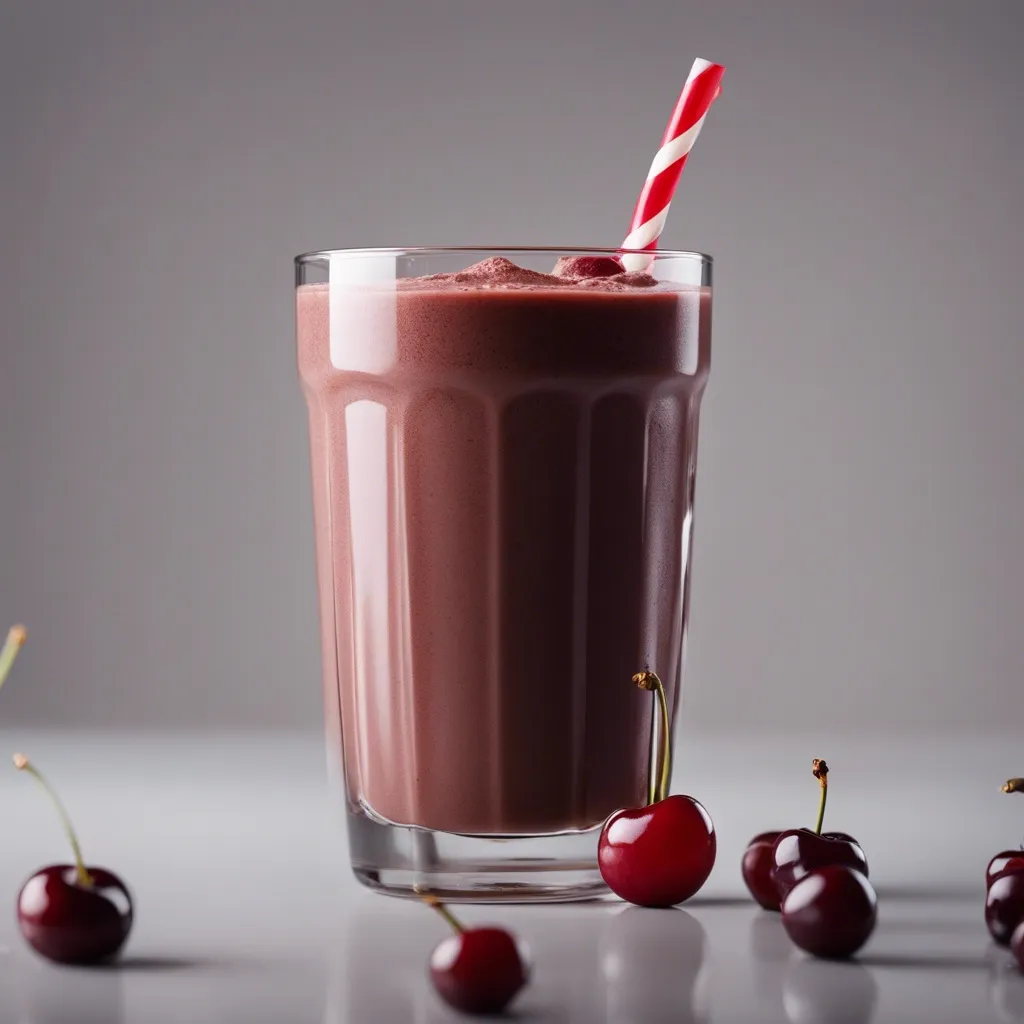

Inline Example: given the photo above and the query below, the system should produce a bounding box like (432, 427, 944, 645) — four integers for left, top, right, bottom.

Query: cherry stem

(422, 894, 465, 935)
(812, 758, 829, 835)
(13, 754, 93, 888)
(634, 671, 672, 804)
(0, 625, 27, 693)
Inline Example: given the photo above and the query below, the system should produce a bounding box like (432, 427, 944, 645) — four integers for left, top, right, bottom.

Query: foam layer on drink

(397, 255, 662, 291)
(298, 257, 710, 834)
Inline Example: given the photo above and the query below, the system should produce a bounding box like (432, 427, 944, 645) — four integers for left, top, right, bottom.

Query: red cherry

(552, 255, 624, 279)
(1012, 919, 1024, 972)
(598, 671, 715, 907)
(18, 865, 132, 965)
(773, 830, 869, 901)
(742, 831, 783, 911)
(986, 867, 1024, 946)
(424, 897, 529, 1015)
(988, 851, 1024, 888)
(13, 752, 134, 965)
(781, 865, 877, 960)
(599, 795, 716, 907)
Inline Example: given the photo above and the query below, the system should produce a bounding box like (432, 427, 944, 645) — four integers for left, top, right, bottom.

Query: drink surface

(298, 257, 711, 834)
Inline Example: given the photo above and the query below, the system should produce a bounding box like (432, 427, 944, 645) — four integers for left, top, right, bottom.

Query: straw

(621, 59, 726, 271)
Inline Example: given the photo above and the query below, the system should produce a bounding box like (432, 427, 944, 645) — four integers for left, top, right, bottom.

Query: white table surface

(0, 728, 1021, 1023)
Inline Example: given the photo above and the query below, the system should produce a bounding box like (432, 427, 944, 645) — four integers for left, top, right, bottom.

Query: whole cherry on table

(13, 752, 133, 965)
(422, 894, 530, 1015)
(986, 778, 1024, 947)
(987, 778, 1024, 888)
(769, 759, 869, 904)
(597, 670, 716, 908)
(742, 830, 784, 910)
(781, 862, 878, 960)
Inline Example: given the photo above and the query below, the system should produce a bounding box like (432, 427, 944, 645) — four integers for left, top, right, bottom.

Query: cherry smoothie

(297, 255, 711, 836)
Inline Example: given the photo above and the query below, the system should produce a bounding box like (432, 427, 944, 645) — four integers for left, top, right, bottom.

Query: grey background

(1, 0, 1021, 731)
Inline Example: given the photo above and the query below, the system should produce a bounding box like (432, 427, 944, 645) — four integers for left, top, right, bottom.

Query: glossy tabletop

(0, 729, 1020, 1023)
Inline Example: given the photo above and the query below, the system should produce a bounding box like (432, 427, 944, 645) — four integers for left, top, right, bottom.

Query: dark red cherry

(773, 830, 868, 902)
(552, 255, 624, 279)
(424, 897, 529, 1015)
(1012, 919, 1024, 972)
(988, 851, 1024, 888)
(781, 865, 877, 960)
(766, 759, 868, 906)
(13, 752, 133, 965)
(430, 927, 529, 1015)
(742, 831, 783, 911)
(18, 865, 132, 965)
(986, 867, 1024, 946)
(600, 794, 716, 907)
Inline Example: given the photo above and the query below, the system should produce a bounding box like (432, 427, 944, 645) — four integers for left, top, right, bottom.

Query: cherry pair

(986, 778, 1024, 949)
(743, 759, 876, 959)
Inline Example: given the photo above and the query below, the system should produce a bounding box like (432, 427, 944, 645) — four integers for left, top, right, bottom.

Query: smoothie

(297, 256, 711, 836)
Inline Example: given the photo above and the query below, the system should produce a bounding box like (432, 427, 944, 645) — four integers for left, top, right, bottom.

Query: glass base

(346, 804, 609, 903)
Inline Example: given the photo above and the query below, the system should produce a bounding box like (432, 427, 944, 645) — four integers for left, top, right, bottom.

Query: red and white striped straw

(621, 58, 725, 271)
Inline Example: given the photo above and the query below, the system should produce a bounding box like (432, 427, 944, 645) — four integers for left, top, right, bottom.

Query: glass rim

(295, 245, 712, 266)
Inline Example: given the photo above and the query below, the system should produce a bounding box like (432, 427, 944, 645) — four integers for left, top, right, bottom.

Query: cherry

(990, 779, 1024, 891)
(774, 832, 869, 901)
(772, 760, 868, 902)
(744, 827, 862, 914)
(552, 255, 624, 279)
(1013, 919, 1024, 972)
(781, 864, 877, 960)
(989, 851, 1024, 888)
(742, 831, 783, 911)
(598, 671, 715, 907)
(986, 867, 1024, 946)
(601, 796, 717, 908)
(13, 753, 133, 964)
(423, 895, 530, 1015)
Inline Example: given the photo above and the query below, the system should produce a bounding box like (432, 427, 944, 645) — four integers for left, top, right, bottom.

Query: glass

(295, 247, 712, 901)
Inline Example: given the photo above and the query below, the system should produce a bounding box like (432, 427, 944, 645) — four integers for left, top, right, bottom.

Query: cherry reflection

(782, 958, 878, 1024)
(600, 906, 709, 1024)
(749, 910, 794, 1019)
(16, 960, 125, 1024)
(989, 950, 1024, 1024)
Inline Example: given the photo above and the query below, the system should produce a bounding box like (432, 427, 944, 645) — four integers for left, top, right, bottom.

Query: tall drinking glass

(295, 248, 712, 901)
